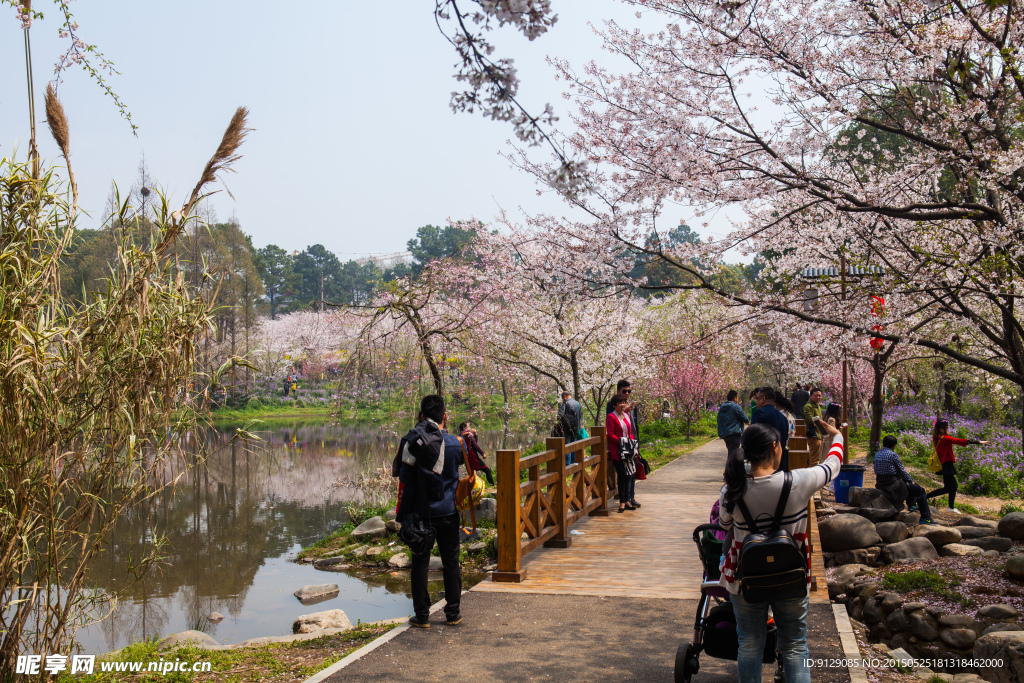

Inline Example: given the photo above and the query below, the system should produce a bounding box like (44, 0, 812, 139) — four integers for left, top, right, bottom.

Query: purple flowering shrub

(878, 403, 1023, 498)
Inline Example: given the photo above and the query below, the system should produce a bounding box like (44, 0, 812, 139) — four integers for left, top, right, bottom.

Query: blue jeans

(730, 591, 810, 683)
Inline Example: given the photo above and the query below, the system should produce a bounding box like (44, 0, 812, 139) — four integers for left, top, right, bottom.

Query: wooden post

(590, 426, 610, 516)
(544, 437, 571, 548)
(492, 448, 527, 583)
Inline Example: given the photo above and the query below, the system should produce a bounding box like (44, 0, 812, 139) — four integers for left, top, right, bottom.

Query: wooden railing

(491, 426, 609, 583)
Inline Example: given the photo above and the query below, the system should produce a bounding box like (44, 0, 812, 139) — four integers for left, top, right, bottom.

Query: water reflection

(75, 420, 538, 652)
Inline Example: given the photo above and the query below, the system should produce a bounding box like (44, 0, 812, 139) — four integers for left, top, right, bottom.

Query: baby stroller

(674, 523, 784, 683)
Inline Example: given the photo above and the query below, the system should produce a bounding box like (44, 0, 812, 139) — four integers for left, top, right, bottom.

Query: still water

(75, 419, 540, 653)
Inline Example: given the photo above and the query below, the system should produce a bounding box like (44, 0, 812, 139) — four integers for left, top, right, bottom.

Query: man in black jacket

(397, 395, 464, 627)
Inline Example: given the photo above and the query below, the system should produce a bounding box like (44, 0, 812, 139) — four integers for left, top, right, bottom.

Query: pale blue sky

(1, 2, 730, 257)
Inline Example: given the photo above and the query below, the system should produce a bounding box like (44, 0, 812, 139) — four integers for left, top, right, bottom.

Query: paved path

(323, 438, 847, 682)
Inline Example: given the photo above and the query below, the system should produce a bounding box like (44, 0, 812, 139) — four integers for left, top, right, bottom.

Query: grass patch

(882, 569, 946, 593)
(1002, 503, 1024, 515)
(61, 624, 395, 682)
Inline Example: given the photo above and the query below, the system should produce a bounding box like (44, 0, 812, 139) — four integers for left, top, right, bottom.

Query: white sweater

(717, 436, 843, 594)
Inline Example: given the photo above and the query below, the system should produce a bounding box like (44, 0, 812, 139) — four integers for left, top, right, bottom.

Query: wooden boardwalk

(474, 438, 830, 604)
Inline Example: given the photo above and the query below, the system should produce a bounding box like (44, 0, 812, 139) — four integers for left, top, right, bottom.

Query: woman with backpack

(717, 419, 843, 683)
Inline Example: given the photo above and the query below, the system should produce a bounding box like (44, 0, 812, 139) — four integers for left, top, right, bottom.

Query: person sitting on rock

(873, 435, 936, 525)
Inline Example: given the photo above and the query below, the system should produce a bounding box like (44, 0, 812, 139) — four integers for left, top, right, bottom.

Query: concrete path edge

(832, 603, 869, 683)
(301, 595, 451, 683)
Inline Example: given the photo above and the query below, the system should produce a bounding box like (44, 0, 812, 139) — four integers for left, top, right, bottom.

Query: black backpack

(734, 471, 808, 603)
(391, 421, 446, 504)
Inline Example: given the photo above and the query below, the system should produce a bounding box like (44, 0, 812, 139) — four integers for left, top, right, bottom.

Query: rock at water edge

(293, 609, 353, 634)
(157, 631, 219, 650)
(351, 516, 387, 540)
(294, 584, 340, 601)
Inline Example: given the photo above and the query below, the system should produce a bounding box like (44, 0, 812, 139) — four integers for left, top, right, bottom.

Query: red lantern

(869, 296, 885, 351)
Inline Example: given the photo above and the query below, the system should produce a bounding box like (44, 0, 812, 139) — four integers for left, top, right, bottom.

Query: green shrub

(1002, 503, 1024, 515)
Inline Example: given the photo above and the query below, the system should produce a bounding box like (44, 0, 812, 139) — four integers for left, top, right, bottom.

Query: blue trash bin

(834, 464, 865, 504)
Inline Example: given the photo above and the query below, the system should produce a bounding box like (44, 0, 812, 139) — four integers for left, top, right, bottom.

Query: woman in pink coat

(606, 392, 639, 512)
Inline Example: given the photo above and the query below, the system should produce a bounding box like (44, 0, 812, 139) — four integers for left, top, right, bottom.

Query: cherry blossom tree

(509, 0, 1024, 441)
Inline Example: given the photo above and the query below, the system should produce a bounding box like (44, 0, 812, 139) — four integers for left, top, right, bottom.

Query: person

(606, 380, 641, 496)
(606, 392, 640, 513)
(803, 388, 824, 465)
(459, 421, 494, 486)
(606, 379, 642, 428)
(718, 419, 844, 683)
(396, 395, 463, 628)
(717, 390, 749, 455)
(558, 390, 584, 463)
(791, 383, 810, 418)
(873, 435, 936, 524)
(926, 419, 988, 511)
(748, 388, 759, 418)
(751, 387, 790, 472)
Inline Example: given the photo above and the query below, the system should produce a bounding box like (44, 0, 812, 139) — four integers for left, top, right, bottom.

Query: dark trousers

(927, 462, 958, 509)
(476, 466, 494, 486)
(907, 483, 931, 520)
(723, 433, 742, 456)
(614, 459, 636, 503)
(410, 512, 461, 620)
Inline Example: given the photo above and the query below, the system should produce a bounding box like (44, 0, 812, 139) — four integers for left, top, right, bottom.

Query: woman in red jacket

(606, 393, 639, 513)
(926, 419, 987, 511)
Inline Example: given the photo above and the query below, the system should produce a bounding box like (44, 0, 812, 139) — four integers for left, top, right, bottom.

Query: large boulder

(849, 487, 897, 511)
(959, 515, 999, 530)
(1007, 555, 1024, 580)
(876, 521, 910, 544)
(856, 507, 899, 523)
(975, 631, 1024, 682)
(978, 604, 1019, 621)
(833, 563, 874, 584)
(819, 514, 883, 552)
(913, 525, 963, 548)
(999, 512, 1024, 540)
(350, 516, 387, 540)
(957, 525, 1002, 540)
(941, 628, 978, 650)
(293, 609, 353, 634)
(940, 543, 984, 558)
(474, 497, 497, 522)
(909, 611, 940, 641)
(962, 537, 1013, 553)
(880, 537, 940, 564)
(157, 630, 219, 649)
(897, 511, 921, 526)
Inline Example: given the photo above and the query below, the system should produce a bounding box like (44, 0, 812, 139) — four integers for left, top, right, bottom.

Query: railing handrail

(492, 426, 608, 583)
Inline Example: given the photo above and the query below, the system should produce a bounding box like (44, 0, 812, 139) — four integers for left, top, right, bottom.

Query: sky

(0, 1, 738, 259)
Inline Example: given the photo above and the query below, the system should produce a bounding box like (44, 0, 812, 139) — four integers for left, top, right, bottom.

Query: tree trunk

(850, 366, 859, 435)
(570, 350, 581, 401)
(419, 338, 443, 395)
(869, 354, 884, 457)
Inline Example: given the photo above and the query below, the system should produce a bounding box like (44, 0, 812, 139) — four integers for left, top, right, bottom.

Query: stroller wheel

(675, 642, 699, 683)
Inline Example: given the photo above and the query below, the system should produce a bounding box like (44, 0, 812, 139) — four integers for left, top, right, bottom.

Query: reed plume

(44, 82, 77, 218)
(182, 106, 250, 219)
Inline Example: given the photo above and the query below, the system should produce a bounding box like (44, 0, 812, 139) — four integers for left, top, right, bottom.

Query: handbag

(454, 437, 478, 531)
(398, 511, 436, 555)
(640, 456, 651, 476)
(734, 472, 808, 603)
(634, 455, 647, 481)
(577, 427, 589, 440)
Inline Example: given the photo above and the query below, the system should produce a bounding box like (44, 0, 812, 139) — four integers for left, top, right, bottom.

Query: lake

(74, 418, 542, 653)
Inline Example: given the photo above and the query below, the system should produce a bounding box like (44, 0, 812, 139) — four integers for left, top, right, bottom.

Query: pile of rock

(819, 489, 1014, 569)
